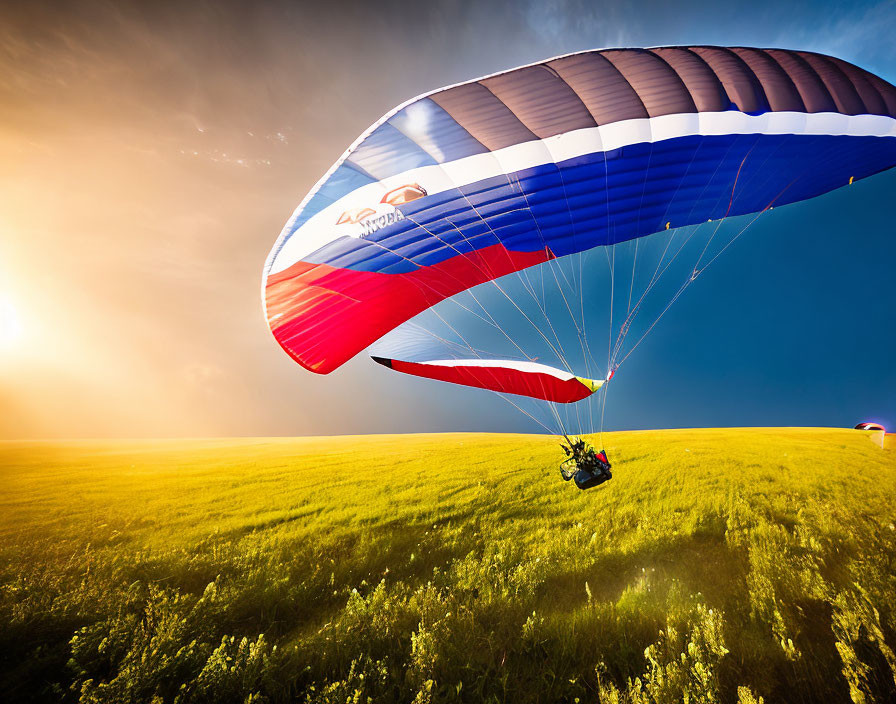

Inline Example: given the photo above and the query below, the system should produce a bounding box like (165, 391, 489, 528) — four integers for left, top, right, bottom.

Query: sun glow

(0, 297, 23, 349)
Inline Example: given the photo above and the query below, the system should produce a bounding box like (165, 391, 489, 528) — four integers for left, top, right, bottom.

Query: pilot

(560, 436, 612, 490)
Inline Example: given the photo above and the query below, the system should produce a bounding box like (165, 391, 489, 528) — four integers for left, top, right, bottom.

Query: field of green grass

(1, 428, 895, 703)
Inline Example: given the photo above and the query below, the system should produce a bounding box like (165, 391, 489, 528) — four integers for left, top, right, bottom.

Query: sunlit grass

(1, 428, 894, 703)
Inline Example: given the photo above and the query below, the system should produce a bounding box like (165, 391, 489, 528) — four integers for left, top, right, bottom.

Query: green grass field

(1, 428, 895, 703)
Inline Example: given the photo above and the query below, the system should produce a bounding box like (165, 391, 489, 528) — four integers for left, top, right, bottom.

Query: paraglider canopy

(855, 422, 885, 431)
(263, 46, 896, 376)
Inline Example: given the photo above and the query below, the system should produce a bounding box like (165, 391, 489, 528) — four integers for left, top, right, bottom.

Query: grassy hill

(1, 428, 895, 703)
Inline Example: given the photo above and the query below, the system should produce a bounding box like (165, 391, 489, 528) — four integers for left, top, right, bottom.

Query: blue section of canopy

(387, 98, 489, 163)
(282, 108, 483, 239)
(346, 122, 438, 180)
(283, 162, 377, 237)
(301, 132, 896, 274)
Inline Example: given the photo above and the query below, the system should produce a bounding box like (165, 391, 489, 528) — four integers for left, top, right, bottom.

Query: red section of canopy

(375, 358, 594, 403)
(266, 243, 554, 374)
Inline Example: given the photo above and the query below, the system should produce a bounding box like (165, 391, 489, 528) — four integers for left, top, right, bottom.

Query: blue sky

(2, 0, 894, 437)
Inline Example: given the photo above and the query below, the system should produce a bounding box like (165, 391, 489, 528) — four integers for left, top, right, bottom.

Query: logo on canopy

(381, 183, 427, 206)
(335, 184, 427, 237)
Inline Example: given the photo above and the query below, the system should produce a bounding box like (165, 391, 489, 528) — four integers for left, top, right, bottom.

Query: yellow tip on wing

(575, 376, 605, 394)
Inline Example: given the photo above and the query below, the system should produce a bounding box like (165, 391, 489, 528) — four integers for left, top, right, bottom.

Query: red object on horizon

(854, 422, 885, 431)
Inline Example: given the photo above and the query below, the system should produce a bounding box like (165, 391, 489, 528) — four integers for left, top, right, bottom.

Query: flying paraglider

(263, 45, 896, 486)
